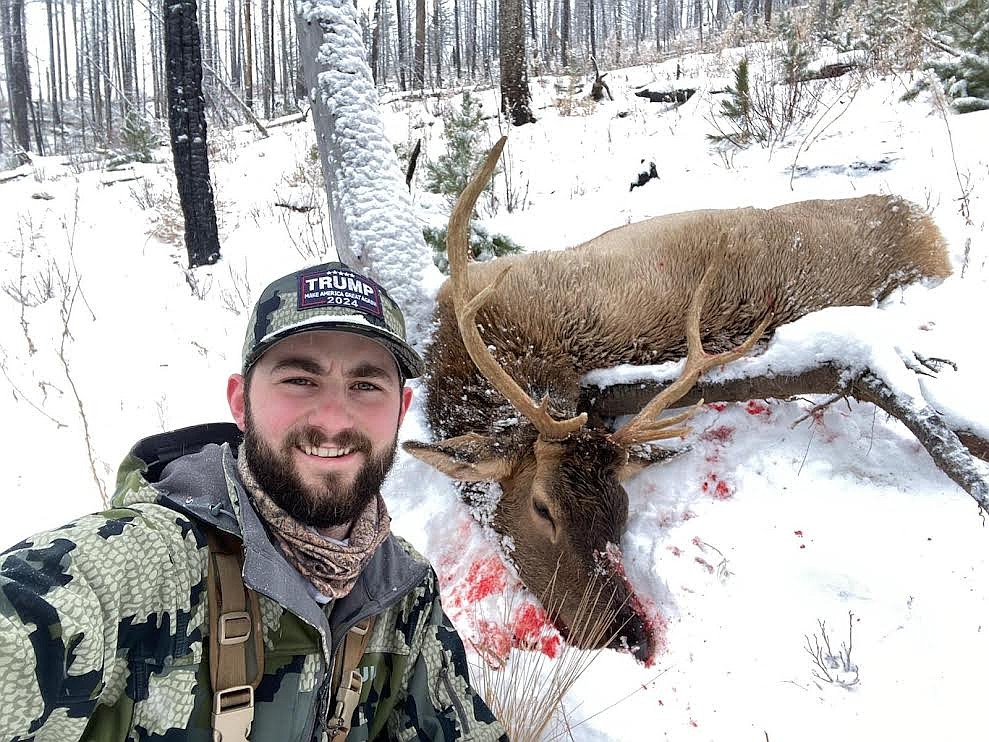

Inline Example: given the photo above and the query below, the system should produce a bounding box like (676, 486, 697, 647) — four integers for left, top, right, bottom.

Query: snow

(2, 49, 988, 741)
(296, 0, 442, 343)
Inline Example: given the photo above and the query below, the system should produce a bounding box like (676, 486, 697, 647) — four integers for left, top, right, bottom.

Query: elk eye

(533, 500, 553, 524)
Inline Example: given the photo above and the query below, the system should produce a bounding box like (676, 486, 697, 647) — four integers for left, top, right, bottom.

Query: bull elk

(403, 137, 955, 662)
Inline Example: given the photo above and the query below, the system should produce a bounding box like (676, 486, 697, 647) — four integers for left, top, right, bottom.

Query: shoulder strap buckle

(212, 685, 255, 742)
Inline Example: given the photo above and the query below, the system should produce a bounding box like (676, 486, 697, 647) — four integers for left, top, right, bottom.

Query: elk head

(404, 137, 771, 662)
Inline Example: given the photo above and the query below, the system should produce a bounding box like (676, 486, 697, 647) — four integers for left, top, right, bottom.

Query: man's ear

(397, 386, 413, 428)
(403, 434, 514, 481)
(227, 374, 247, 431)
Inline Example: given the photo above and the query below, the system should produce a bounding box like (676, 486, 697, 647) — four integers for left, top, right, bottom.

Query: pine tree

(930, 0, 989, 112)
(708, 57, 754, 146)
(425, 92, 489, 199)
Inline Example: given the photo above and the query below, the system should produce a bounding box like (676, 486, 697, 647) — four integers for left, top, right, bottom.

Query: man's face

(227, 331, 413, 529)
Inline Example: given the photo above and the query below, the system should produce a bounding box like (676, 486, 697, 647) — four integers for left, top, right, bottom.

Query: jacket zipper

(440, 655, 472, 734)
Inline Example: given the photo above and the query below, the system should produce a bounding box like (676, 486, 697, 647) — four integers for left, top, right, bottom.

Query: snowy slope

(1, 48, 987, 740)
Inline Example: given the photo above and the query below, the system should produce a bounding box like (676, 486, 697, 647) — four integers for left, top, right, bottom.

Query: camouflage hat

(242, 262, 424, 378)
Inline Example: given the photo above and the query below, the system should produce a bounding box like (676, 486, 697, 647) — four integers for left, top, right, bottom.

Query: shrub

(425, 92, 492, 200)
(423, 223, 524, 274)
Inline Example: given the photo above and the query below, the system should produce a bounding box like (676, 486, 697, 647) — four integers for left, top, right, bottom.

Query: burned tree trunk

(1, 0, 32, 152)
(164, 0, 221, 268)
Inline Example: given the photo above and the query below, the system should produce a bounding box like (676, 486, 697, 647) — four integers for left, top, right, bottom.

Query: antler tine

(448, 137, 588, 441)
(610, 264, 773, 446)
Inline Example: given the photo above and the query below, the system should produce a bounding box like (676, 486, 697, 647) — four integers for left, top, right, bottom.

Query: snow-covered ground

(2, 47, 988, 740)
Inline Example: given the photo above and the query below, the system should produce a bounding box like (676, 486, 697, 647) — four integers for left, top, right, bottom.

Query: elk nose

(609, 608, 653, 663)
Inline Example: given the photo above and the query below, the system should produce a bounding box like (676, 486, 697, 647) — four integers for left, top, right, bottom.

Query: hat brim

(245, 321, 425, 379)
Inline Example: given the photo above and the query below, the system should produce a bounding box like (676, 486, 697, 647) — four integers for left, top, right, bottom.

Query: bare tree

(500, 0, 534, 124)
(164, 0, 222, 268)
(1, 0, 32, 152)
(414, 0, 425, 88)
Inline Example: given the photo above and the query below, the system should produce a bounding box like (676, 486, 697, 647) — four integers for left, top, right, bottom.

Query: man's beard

(242, 405, 398, 529)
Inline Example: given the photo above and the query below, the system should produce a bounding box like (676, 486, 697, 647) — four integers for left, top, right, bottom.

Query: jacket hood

(115, 423, 429, 655)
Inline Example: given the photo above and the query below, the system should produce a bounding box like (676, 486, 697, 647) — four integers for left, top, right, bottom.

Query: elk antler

(447, 136, 588, 441)
(609, 263, 772, 446)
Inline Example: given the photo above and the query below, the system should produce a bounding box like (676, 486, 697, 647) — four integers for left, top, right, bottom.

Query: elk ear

(403, 434, 514, 482)
(617, 446, 684, 481)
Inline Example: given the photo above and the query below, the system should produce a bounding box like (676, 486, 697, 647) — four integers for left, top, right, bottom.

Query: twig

(790, 394, 841, 428)
(789, 77, 863, 190)
(58, 279, 107, 507)
(553, 666, 671, 736)
(889, 17, 962, 57)
(0, 356, 67, 429)
(928, 72, 973, 225)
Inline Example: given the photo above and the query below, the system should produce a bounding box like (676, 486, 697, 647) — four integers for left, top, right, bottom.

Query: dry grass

(474, 568, 633, 741)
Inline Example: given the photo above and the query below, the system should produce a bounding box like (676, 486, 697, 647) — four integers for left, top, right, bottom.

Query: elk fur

(423, 194, 950, 438)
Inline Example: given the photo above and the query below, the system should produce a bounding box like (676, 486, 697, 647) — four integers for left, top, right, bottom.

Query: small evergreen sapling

(425, 92, 493, 200)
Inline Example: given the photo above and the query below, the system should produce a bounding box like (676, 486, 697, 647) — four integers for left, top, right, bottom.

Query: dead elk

(404, 137, 954, 663)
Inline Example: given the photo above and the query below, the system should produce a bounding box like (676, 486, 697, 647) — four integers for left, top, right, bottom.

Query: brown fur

(405, 194, 950, 661)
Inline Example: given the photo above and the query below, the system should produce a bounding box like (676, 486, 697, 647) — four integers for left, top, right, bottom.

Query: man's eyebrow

(348, 362, 397, 382)
(269, 357, 326, 376)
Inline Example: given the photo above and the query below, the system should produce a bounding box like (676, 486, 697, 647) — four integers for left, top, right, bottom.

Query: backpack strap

(325, 615, 376, 742)
(206, 529, 264, 742)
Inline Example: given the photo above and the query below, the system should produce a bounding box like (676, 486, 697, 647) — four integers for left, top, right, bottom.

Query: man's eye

(353, 381, 381, 392)
(283, 377, 315, 386)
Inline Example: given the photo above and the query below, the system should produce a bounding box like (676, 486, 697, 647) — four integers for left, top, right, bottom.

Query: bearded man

(0, 263, 507, 742)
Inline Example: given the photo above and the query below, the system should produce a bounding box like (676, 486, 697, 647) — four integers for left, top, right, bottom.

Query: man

(0, 263, 507, 741)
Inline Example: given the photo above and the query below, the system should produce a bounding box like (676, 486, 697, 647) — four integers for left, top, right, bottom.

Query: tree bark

(164, 0, 222, 268)
(560, 0, 569, 67)
(244, 0, 254, 109)
(414, 0, 425, 89)
(499, 0, 534, 125)
(396, 0, 407, 89)
(2, 0, 32, 151)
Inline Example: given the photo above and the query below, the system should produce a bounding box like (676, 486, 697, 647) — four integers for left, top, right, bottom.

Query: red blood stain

(701, 472, 732, 499)
(682, 510, 696, 521)
(794, 530, 804, 537)
(691, 536, 703, 548)
(690, 719, 699, 728)
(799, 544, 806, 549)
(511, 604, 560, 658)
(701, 425, 734, 444)
(695, 557, 714, 574)
(745, 400, 769, 416)
(459, 557, 508, 606)
(474, 619, 512, 661)
(601, 544, 667, 666)
(669, 546, 682, 557)
(707, 402, 728, 412)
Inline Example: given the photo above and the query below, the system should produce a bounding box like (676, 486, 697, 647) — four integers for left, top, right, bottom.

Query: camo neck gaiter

(236, 445, 390, 599)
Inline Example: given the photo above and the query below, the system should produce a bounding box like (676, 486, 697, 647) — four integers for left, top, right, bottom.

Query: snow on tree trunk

(294, 0, 441, 347)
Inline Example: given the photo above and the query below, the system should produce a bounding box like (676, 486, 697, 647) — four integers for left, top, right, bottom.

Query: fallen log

(582, 360, 989, 513)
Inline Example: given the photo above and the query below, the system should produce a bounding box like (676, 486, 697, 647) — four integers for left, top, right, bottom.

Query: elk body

(404, 139, 951, 662)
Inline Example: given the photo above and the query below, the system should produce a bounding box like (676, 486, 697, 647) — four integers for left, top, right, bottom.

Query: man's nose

(306, 387, 355, 429)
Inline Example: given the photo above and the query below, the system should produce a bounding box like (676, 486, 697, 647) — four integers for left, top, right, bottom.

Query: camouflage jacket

(0, 423, 507, 742)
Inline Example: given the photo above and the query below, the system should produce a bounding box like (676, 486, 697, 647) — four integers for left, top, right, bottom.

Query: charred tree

(499, 0, 535, 125)
(1, 0, 32, 152)
(164, 0, 222, 268)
